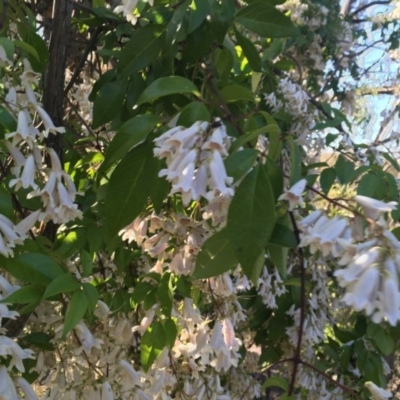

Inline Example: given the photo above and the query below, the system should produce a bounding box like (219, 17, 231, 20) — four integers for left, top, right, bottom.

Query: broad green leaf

(137, 76, 200, 104)
(268, 130, 282, 161)
(262, 376, 289, 391)
(1, 284, 44, 305)
(230, 125, 280, 154)
(236, 3, 297, 38)
(227, 164, 275, 277)
(102, 114, 159, 171)
(176, 102, 210, 127)
(80, 250, 94, 277)
(119, 24, 165, 76)
(288, 137, 302, 185)
(82, 283, 99, 317)
(234, 27, 261, 71)
(220, 85, 255, 103)
(368, 324, 394, 356)
(0, 185, 14, 220)
(166, 0, 190, 50)
(24, 332, 55, 351)
(43, 273, 80, 299)
(187, 0, 210, 33)
(157, 273, 173, 316)
(265, 156, 283, 201)
(92, 80, 127, 129)
(335, 155, 354, 185)
(176, 276, 192, 298)
(164, 319, 178, 349)
(14, 40, 39, 61)
(193, 228, 238, 279)
(268, 223, 297, 248)
(320, 168, 336, 194)
(105, 144, 151, 236)
(62, 290, 89, 337)
(357, 172, 385, 199)
(141, 322, 166, 372)
(0, 106, 17, 138)
(2, 253, 63, 285)
(224, 149, 258, 182)
(131, 282, 156, 305)
(268, 244, 288, 278)
(0, 38, 14, 59)
(56, 229, 87, 259)
(215, 48, 234, 81)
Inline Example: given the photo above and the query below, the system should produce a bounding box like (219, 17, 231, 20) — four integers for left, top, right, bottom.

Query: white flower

(114, 0, 140, 22)
(354, 195, 398, 220)
(380, 273, 400, 326)
(297, 209, 323, 230)
(208, 150, 234, 196)
(118, 359, 141, 385)
(0, 366, 19, 400)
(74, 321, 103, 353)
(101, 381, 114, 400)
(0, 45, 12, 67)
(15, 377, 39, 400)
(35, 105, 66, 137)
(6, 110, 34, 146)
(278, 179, 307, 210)
(9, 154, 38, 191)
(364, 381, 392, 399)
(0, 336, 35, 372)
(14, 210, 41, 236)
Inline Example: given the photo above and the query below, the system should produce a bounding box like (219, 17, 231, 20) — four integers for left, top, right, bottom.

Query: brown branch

(0, 0, 8, 31)
(288, 212, 306, 395)
(350, 0, 391, 16)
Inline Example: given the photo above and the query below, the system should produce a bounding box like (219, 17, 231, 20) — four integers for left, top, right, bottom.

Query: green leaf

(193, 228, 238, 279)
(335, 155, 354, 185)
(268, 223, 297, 248)
(43, 273, 80, 299)
(0, 106, 17, 138)
(137, 76, 200, 105)
(166, 0, 190, 50)
(230, 124, 280, 154)
(131, 282, 156, 305)
(262, 376, 289, 391)
(14, 40, 39, 61)
(164, 319, 177, 349)
(82, 283, 99, 317)
(62, 290, 89, 337)
(2, 253, 63, 285)
(188, 0, 210, 33)
(220, 85, 255, 103)
(288, 137, 302, 185)
(215, 48, 234, 81)
(92, 80, 126, 129)
(24, 332, 55, 351)
(368, 324, 394, 356)
(105, 144, 152, 236)
(119, 24, 165, 76)
(224, 149, 258, 183)
(357, 172, 385, 199)
(141, 322, 166, 372)
(227, 164, 275, 278)
(102, 114, 159, 171)
(265, 156, 283, 201)
(236, 3, 297, 38)
(320, 168, 336, 195)
(176, 102, 210, 127)
(1, 284, 44, 305)
(176, 276, 192, 298)
(80, 250, 94, 277)
(0, 38, 14, 59)
(268, 244, 288, 278)
(157, 273, 173, 316)
(234, 27, 261, 71)
(0, 185, 14, 220)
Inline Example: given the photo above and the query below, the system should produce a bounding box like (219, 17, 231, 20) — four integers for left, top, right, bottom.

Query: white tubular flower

(74, 321, 103, 353)
(278, 179, 307, 210)
(15, 377, 39, 400)
(21, 59, 40, 86)
(222, 318, 238, 350)
(354, 195, 398, 220)
(0, 336, 35, 372)
(118, 359, 141, 385)
(14, 210, 41, 236)
(163, 121, 205, 151)
(24, 83, 39, 107)
(114, 0, 140, 22)
(0, 45, 12, 67)
(208, 150, 234, 196)
(28, 171, 57, 208)
(297, 209, 323, 231)
(5, 87, 17, 111)
(35, 105, 66, 137)
(0, 366, 19, 400)
(47, 148, 63, 175)
(342, 267, 379, 314)
(119, 216, 148, 245)
(380, 272, 400, 326)
(364, 381, 392, 400)
(0, 274, 20, 296)
(55, 182, 83, 223)
(9, 154, 38, 191)
(101, 381, 114, 400)
(6, 110, 34, 145)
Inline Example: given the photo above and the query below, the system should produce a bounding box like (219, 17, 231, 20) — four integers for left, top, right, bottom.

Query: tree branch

(350, 0, 391, 16)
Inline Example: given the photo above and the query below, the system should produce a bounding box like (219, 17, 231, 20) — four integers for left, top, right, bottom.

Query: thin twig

(350, 0, 391, 16)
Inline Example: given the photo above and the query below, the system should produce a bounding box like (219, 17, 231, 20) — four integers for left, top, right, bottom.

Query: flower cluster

(153, 120, 234, 225)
